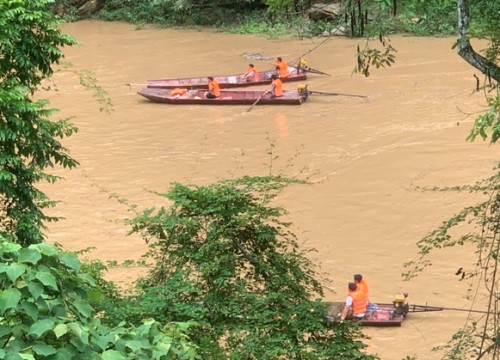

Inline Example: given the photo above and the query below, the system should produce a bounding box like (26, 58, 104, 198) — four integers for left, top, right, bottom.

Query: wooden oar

(126, 83, 146, 87)
(245, 92, 267, 112)
(308, 90, 368, 100)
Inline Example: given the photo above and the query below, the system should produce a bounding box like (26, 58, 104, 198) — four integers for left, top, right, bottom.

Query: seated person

(205, 76, 220, 99)
(264, 74, 283, 98)
(242, 64, 259, 82)
(339, 283, 367, 321)
(354, 274, 370, 305)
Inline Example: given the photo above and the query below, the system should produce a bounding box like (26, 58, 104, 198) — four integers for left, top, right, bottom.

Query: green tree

(0, 0, 78, 246)
(0, 235, 199, 359)
(123, 176, 376, 359)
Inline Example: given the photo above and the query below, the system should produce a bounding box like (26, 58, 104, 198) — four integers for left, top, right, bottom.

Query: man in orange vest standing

(206, 76, 220, 99)
(265, 74, 283, 98)
(241, 64, 259, 82)
(276, 57, 290, 78)
(339, 283, 367, 322)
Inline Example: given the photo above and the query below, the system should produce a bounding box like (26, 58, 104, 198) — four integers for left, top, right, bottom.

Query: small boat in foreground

(324, 302, 407, 327)
(322, 293, 488, 327)
(145, 69, 307, 90)
(138, 88, 308, 105)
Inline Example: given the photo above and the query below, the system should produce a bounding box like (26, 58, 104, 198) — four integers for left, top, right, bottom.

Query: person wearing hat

(339, 282, 367, 322)
(265, 74, 283, 98)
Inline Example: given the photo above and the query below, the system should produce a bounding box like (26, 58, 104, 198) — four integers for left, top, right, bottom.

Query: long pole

(309, 90, 368, 99)
(245, 92, 266, 112)
(411, 304, 496, 315)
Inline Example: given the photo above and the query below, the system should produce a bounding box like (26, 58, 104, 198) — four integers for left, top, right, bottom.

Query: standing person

(339, 283, 367, 322)
(205, 76, 220, 99)
(276, 57, 290, 78)
(241, 64, 259, 82)
(354, 274, 370, 305)
(265, 74, 283, 98)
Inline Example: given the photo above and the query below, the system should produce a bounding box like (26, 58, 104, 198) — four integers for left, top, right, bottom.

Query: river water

(42, 20, 497, 359)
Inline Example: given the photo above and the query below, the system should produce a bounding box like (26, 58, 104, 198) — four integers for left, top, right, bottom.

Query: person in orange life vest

(205, 76, 220, 99)
(241, 64, 259, 82)
(354, 274, 370, 305)
(264, 74, 283, 98)
(276, 57, 290, 78)
(339, 283, 367, 322)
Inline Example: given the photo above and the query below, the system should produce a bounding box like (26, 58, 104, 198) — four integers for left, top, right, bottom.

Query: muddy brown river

(41, 20, 497, 359)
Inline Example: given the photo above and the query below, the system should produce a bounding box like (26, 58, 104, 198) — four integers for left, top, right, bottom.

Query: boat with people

(323, 293, 490, 327)
(144, 69, 307, 90)
(324, 301, 407, 327)
(137, 88, 308, 105)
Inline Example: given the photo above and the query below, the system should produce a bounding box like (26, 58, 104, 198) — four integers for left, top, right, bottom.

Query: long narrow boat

(323, 302, 407, 327)
(145, 69, 307, 90)
(138, 88, 307, 105)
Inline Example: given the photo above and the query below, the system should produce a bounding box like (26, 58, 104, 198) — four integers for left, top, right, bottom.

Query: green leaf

(32, 344, 57, 356)
(59, 253, 80, 271)
(19, 354, 35, 360)
(126, 340, 145, 352)
(27, 282, 44, 300)
(0, 325, 12, 339)
(20, 301, 38, 321)
(28, 319, 54, 338)
(0, 288, 21, 313)
(77, 274, 96, 287)
(18, 248, 42, 265)
(101, 350, 126, 360)
(6, 264, 26, 282)
(34, 243, 59, 257)
(35, 272, 57, 290)
(73, 299, 92, 318)
(53, 323, 68, 339)
(67, 323, 89, 345)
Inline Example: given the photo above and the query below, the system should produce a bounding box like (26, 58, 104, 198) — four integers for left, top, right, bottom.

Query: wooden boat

(323, 302, 407, 327)
(145, 69, 307, 90)
(138, 88, 307, 105)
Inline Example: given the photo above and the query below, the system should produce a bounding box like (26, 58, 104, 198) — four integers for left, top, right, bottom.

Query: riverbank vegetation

(56, 0, 498, 39)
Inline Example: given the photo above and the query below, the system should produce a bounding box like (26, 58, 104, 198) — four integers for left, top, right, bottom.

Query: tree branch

(457, 0, 500, 82)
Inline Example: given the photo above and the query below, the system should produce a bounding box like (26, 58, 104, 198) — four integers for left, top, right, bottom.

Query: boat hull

(323, 302, 406, 327)
(146, 70, 307, 90)
(138, 88, 306, 105)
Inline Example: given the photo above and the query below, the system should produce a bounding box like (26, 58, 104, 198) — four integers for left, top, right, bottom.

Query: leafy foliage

(0, 0, 78, 246)
(353, 36, 397, 77)
(403, 166, 499, 359)
(0, 235, 199, 359)
(118, 176, 377, 359)
(467, 90, 500, 144)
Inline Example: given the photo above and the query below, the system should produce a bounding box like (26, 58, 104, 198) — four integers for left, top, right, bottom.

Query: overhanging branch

(457, 0, 500, 82)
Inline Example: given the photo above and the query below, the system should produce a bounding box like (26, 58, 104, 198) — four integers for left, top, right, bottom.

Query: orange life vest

(170, 88, 187, 96)
(245, 67, 259, 81)
(276, 60, 290, 78)
(271, 78, 283, 97)
(348, 290, 367, 315)
(209, 80, 220, 97)
(357, 280, 370, 305)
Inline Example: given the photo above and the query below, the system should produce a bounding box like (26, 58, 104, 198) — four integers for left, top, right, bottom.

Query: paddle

(308, 90, 368, 100)
(245, 92, 267, 112)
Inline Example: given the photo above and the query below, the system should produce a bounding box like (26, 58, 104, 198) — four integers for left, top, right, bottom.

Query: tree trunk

(457, 0, 500, 82)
